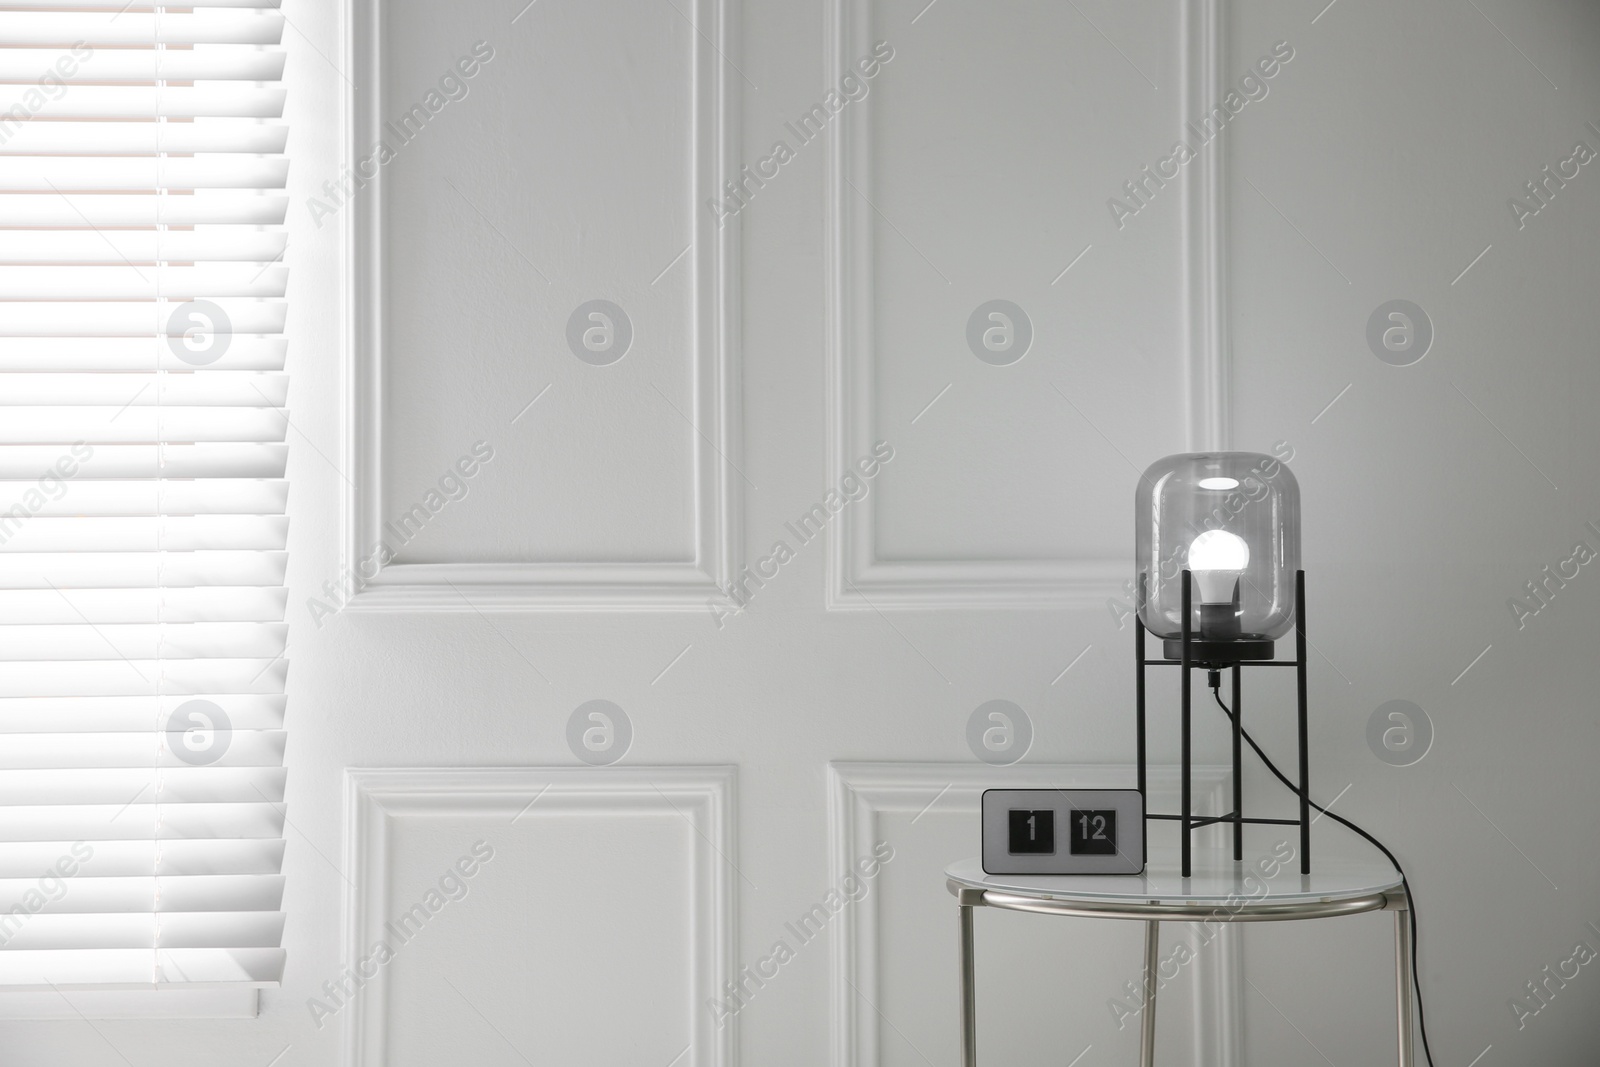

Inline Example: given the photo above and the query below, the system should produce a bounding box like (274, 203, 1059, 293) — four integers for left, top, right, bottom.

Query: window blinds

(0, 1, 288, 988)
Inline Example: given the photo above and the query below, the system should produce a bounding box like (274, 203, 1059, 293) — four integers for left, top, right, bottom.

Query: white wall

(1229, 3, 1600, 1064)
(4, 0, 1599, 1064)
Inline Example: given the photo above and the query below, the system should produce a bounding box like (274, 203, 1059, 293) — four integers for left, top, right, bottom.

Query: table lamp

(1132, 451, 1309, 877)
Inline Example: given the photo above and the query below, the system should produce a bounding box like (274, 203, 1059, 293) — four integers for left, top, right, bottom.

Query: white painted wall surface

(3, 0, 1598, 1064)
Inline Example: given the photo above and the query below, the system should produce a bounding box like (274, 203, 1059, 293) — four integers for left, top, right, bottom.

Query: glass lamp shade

(1134, 452, 1301, 654)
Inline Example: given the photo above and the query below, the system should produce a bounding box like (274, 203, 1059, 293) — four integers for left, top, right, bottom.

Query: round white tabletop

(947, 844, 1401, 919)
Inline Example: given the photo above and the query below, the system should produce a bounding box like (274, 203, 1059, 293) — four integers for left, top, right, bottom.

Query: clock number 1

(1007, 809, 1055, 854)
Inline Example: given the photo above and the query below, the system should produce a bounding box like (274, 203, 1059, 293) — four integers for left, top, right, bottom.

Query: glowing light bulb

(1188, 529, 1248, 604)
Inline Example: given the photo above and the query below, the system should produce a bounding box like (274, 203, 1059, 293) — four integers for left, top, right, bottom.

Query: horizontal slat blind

(0, 2, 287, 988)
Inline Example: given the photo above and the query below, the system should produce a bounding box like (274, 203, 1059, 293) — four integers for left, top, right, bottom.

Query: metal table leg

(1395, 901, 1414, 1067)
(1140, 919, 1159, 1067)
(960, 903, 977, 1067)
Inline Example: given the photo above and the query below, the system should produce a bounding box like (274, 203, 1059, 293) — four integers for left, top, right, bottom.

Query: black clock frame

(1136, 568, 1312, 878)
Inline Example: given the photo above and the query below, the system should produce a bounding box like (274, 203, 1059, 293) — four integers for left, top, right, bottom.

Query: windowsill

(0, 987, 259, 1019)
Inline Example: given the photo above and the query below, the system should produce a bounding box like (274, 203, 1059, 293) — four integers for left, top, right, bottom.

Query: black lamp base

(1160, 636, 1275, 663)
(1136, 569, 1311, 880)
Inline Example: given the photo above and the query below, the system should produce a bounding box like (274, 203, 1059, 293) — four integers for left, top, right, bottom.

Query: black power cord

(1208, 683, 1435, 1067)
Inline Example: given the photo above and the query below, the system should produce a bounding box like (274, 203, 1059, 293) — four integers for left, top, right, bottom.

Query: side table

(946, 846, 1412, 1066)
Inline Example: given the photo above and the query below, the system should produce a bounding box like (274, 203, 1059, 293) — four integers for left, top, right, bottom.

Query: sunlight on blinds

(0, 0, 288, 988)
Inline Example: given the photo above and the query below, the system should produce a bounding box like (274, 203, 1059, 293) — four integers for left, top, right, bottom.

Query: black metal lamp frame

(1135, 568, 1311, 878)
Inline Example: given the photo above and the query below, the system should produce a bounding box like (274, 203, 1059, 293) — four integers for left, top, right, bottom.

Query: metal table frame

(947, 879, 1415, 1067)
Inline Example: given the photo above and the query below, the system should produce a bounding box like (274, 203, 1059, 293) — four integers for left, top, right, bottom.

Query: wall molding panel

(342, 0, 742, 611)
(342, 767, 736, 1067)
(827, 762, 1239, 1067)
(824, 0, 1229, 609)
